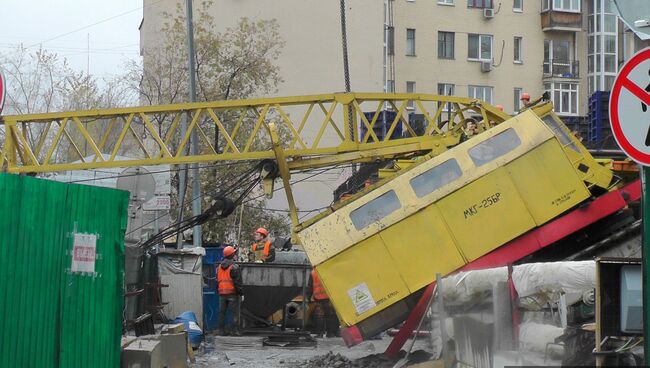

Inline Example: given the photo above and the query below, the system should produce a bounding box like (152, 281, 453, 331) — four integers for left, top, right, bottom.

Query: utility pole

(339, 0, 356, 174)
(177, 0, 202, 248)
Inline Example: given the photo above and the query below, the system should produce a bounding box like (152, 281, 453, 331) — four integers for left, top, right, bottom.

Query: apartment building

(139, 0, 621, 208)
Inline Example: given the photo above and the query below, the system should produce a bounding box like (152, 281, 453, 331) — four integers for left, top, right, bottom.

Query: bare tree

(125, 1, 289, 245)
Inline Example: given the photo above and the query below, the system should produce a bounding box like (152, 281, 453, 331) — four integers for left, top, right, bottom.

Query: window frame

(468, 128, 522, 167)
(468, 34, 493, 61)
(438, 0, 454, 5)
(467, 0, 494, 8)
(350, 190, 402, 230)
(468, 85, 494, 104)
(544, 0, 580, 12)
(410, 159, 463, 198)
(513, 87, 523, 113)
(406, 81, 416, 109)
(545, 82, 579, 116)
(514, 36, 523, 63)
(406, 28, 416, 56)
(438, 31, 455, 59)
(513, 0, 523, 12)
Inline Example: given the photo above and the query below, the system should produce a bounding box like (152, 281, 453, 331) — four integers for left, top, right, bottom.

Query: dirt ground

(192, 334, 432, 368)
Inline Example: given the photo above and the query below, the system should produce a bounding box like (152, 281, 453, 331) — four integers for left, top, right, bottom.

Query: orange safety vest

(217, 265, 236, 295)
(312, 270, 329, 300)
(251, 240, 271, 261)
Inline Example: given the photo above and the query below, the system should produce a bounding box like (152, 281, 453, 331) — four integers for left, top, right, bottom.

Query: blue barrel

(172, 311, 203, 348)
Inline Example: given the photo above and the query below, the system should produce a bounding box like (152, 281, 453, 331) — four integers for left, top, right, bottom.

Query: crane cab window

(468, 128, 521, 166)
(350, 190, 401, 230)
(410, 159, 462, 198)
(541, 115, 580, 153)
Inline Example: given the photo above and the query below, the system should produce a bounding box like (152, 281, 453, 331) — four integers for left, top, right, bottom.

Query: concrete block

(122, 339, 162, 368)
(141, 333, 188, 368)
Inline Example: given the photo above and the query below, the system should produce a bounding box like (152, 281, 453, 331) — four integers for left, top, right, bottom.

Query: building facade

(140, 0, 636, 210)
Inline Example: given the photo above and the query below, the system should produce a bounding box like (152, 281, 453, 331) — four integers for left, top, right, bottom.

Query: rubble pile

(296, 350, 432, 368)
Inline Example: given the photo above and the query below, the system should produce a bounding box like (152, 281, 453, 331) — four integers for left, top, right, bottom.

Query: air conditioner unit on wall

(483, 8, 494, 18)
(481, 61, 492, 72)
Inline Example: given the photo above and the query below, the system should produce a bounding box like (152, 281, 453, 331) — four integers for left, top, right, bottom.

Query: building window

(406, 29, 416, 56)
(386, 80, 395, 93)
(468, 85, 493, 104)
(543, 0, 580, 12)
(514, 37, 522, 63)
(544, 39, 576, 77)
(514, 88, 523, 112)
(387, 26, 395, 56)
(513, 0, 522, 11)
(438, 32, 455, 59)
(468, 34, 492, 61)
(407, 81, 416, 109)
(438, 0, 454, 5)
(438, 83, 455, 118)
(468, 0, 493, 8)
(545, 82, 579, 115)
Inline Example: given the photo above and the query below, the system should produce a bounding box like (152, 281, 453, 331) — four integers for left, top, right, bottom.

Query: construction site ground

(192, 334, 433, 368)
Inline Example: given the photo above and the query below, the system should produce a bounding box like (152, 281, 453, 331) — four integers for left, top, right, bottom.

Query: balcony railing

(543, 59, 579, 78)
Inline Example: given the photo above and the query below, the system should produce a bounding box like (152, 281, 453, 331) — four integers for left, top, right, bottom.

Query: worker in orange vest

(217, 246, 243, 336)
(249, 227, 275, 263)
(310, 269, 340, 338)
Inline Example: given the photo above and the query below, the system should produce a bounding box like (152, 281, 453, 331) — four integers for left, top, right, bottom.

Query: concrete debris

(294, 350, 432, 368)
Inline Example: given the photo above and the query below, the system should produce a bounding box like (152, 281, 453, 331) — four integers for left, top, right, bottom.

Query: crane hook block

(260, 160, 279, 199)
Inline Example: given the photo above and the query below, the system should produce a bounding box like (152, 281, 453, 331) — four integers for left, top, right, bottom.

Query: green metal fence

(0, 174, 129, 367)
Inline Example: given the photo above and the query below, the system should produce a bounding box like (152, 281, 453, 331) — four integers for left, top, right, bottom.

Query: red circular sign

(610, 47, 650, 165)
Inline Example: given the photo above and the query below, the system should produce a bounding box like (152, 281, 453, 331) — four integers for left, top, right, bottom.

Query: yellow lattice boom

(0, 93, 510, 174)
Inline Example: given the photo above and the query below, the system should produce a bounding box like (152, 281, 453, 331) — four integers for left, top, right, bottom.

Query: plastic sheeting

(441, 261, 595, 307)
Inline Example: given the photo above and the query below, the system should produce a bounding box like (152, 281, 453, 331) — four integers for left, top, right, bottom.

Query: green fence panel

(0, 174, 129, 368)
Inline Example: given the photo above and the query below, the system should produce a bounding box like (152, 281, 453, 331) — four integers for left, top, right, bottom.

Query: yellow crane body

(298, 109, 609, 336)
(0, 93, 614, 342)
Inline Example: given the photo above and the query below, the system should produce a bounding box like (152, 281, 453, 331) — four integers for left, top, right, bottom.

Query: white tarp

(441, 261, 595, 308)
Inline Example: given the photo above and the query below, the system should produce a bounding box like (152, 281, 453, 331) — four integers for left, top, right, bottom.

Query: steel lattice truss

(0, 93, 509, 173)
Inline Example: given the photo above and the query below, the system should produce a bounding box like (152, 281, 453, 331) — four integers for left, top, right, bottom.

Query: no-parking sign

(610, 48, 650, 165)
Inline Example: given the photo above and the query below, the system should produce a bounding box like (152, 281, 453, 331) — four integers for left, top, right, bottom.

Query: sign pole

(641, 166, 650, 366)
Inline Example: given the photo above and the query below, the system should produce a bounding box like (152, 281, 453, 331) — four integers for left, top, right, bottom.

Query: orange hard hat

(495, 104, 504, 111)
(520, 92, 531, 101)
(223, 246, 236, 258)
(255, 227, 269, 237)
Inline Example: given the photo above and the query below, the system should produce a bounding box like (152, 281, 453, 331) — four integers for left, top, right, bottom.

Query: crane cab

(297, 109, 612, 339)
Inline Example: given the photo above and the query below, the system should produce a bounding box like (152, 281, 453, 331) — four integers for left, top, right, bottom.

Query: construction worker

(310, 269, 340, 338)
(249, 227, 275, 263)
(217, 246, 243, 336)
(520, 92, 531, 110)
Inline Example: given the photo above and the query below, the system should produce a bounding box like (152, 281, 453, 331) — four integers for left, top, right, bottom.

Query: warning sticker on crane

(347, 282, 377, 315)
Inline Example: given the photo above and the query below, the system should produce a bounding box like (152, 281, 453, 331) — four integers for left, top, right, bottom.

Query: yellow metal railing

(0, 93, 509, 173)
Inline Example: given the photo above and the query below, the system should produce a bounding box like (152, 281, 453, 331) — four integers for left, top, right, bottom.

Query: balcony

(541, 10, 582, 31)
(543, 59, 579, 79)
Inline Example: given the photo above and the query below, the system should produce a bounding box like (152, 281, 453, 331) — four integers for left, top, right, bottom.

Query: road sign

(610, 48, 650, 165)
(611, 47, 650, 366)
(0, 70, 6, 115)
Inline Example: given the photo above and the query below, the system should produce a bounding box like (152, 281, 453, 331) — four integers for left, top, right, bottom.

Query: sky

(1, 0, 144, 79)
